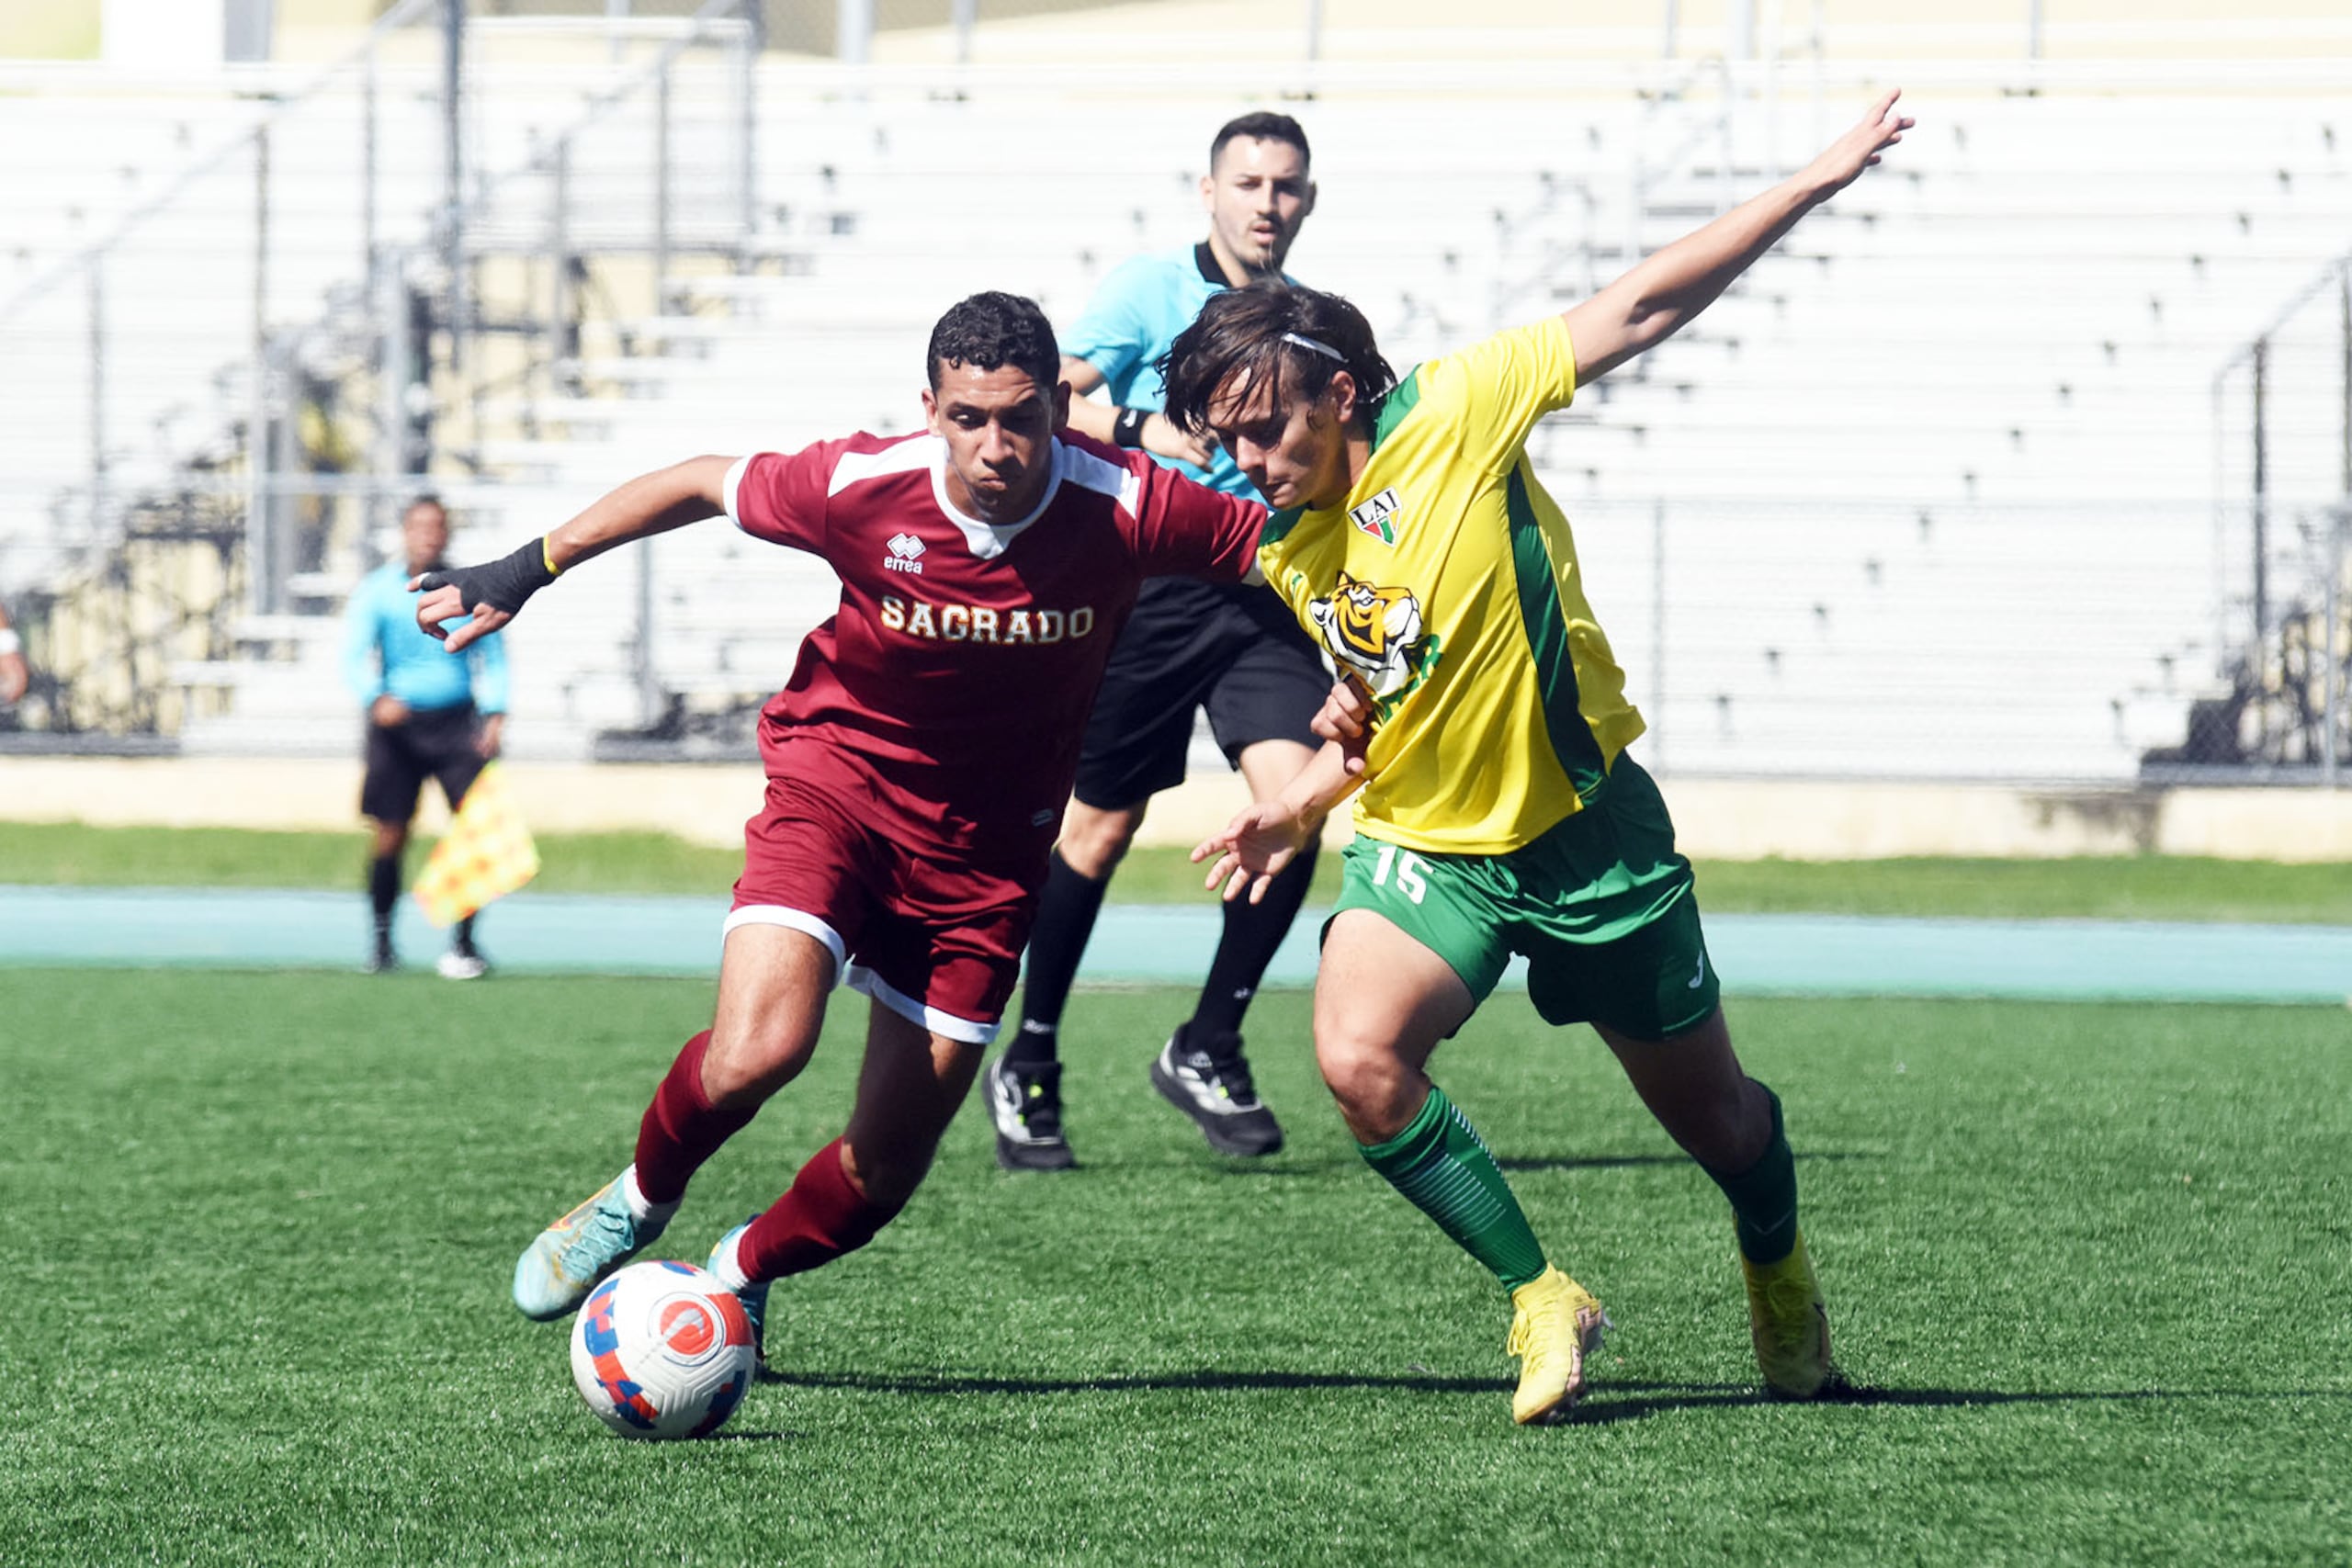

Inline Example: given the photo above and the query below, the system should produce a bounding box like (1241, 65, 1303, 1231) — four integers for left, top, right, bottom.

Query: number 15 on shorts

(1370, 844, 1429, 904)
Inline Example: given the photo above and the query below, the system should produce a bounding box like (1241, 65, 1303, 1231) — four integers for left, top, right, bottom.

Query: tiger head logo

(1307, 570, 1427, 698)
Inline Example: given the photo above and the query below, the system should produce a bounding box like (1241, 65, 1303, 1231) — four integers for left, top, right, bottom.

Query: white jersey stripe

(828, 433, 939, 497)
(721, 454, 756, 533)
(1059, 441, 1140, 513)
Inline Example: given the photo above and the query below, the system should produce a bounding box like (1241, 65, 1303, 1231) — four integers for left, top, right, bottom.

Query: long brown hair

(1159, 280, 1395, 439)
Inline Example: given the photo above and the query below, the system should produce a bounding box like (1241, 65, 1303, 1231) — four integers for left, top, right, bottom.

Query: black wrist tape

(414, 537, 558, 616)
(1113, 405, 1149, 448)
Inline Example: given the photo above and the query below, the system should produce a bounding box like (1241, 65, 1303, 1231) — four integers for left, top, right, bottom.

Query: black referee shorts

(1073, 577, 1329, 811)
(360, 701, 489, 824)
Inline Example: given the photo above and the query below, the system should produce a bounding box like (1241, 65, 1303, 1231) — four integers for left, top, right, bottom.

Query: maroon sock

(739, 1137, 902, 1282)
(632, 1031, 757, 1206)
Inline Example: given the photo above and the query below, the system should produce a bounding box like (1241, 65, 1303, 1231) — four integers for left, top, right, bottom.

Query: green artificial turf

(1688, 854, 2352, 925)
(4, 971, 2346, 1564)
(0, 822, 745, 897)
(5, 820, 2350, 922)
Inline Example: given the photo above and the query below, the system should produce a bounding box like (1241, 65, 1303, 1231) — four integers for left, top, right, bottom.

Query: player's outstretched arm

(1562, 89, 1912, 387)
(413, 457, 735, 651)
(1192, 735, 1367, 904)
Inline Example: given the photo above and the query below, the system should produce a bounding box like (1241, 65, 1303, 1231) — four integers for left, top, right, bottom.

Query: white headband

(1281, 331, 1347, 363)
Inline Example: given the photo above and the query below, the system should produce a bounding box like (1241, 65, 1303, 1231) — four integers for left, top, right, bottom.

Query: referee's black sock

(368, 852, 401, 938)
(1011, 851, 1108, 1066)
(1190, 839, 1318, 1045)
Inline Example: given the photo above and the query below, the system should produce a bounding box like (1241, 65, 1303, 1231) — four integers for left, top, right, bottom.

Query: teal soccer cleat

(708, 1220, 769, 1361)
(511, 1173, 667, 1321)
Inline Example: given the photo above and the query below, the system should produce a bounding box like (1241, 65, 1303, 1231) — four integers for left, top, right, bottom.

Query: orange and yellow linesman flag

(413, 762, 540, 927)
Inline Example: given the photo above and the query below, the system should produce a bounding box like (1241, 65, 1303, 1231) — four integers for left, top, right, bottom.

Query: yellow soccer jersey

(1257, 315, 1644, 855)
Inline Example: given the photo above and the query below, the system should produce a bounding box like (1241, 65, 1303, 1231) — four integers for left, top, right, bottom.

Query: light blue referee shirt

(1061, 243, 1295, 500)
(340, 558, 509, 714)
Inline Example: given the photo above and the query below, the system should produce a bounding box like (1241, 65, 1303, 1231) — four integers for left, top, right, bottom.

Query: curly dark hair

(1159, 280, 1395, 438)
(927, 291, 1061, 393)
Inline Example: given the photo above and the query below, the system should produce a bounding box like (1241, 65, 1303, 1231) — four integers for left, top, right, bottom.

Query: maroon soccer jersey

(724, 430, 1265, 876)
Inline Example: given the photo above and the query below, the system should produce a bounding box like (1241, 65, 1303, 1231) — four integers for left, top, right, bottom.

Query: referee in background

(983, 111, 1329, 1169)
(343, 494, 509, 977)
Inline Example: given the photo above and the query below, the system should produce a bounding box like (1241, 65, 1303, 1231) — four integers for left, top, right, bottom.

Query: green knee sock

(1703, 1081, 1800, 1265)
(1359, 1084, 1548, 1293)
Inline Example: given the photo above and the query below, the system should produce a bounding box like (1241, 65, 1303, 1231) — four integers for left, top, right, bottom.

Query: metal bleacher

(437, 74, 2349, 781)
(7, 17, 2348, 783)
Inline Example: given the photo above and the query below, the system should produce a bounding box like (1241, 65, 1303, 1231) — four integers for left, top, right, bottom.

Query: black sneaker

(367, 933, 398, 974)
(984, 1056, 1075, 1171)
(1149, 1026, 1283, 1156)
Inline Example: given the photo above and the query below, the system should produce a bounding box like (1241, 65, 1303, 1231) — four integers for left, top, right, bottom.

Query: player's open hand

(1193, 800, 1314, 905)
(1804, 89, 1912, 197)
(1310, 674, 1376, 775)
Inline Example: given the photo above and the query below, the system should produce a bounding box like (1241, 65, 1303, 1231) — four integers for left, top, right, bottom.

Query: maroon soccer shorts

(727, 773, 1036, 1044)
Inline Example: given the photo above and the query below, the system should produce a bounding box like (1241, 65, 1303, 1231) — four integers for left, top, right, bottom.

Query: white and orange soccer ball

(569, 1261, 757, 1439)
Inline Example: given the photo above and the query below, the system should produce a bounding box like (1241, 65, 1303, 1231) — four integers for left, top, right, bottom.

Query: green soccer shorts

(1327, 756, 1720, 1040)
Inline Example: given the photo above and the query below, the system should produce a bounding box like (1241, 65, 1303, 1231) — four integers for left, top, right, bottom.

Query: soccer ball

(569, 1261, 758, 1440)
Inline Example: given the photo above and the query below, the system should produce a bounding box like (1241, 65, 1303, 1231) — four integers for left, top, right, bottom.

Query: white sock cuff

(710, 1227, 752, 1293)
(618, 1165, 678, 1225)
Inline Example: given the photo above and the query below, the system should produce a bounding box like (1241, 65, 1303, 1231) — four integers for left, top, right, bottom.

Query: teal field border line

(3, 886, 2348, 1005)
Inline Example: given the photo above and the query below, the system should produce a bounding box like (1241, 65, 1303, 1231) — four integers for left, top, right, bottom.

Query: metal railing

(2211, 254, 2352, 778)
(435, 0, 760, 728)
(0, 0, 438, 572)
(0, 0, 762, 740)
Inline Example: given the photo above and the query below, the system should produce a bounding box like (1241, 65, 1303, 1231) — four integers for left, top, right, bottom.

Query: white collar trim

(928, 438, 1065, 559)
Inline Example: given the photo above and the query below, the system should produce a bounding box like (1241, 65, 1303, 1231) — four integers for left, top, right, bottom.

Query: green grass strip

(0, 821, 2346, 922)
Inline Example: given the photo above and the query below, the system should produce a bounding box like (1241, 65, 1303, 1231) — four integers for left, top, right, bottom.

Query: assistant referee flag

(413, 762, 539, 926)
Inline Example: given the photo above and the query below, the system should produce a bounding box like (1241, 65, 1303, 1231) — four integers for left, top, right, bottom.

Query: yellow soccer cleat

(1741, 1229, 1838, 1399)
(1507, 1265, 1609, 1425)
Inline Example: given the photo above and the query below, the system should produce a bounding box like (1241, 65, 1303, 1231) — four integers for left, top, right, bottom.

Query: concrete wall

(0, 756, 2342, 860)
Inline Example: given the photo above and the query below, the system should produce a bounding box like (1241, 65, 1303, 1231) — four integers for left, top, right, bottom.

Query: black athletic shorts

(360, 701, 488, 823)
(1073, 576, 1329, 810)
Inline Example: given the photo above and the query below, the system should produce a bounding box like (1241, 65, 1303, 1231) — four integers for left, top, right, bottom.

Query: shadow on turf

(760, 1367, 1502, 1396)
(1569, 1379, 2335, 1424)
(755, 1370, 2316, 1424)
(1497, 1150, 1875, 1173)
(1036, 1151, 1877, 1180)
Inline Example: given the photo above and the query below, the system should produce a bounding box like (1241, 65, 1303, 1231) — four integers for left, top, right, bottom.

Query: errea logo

(884, 532, 926, 573)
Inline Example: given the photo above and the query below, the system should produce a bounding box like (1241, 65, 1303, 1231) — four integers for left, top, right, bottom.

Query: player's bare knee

(701, 1016, 820, 1108)
(1314, 1028, 1414, 1140)
(1059, 806, 1141, 879)
(1238, 739, 1317, 803)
